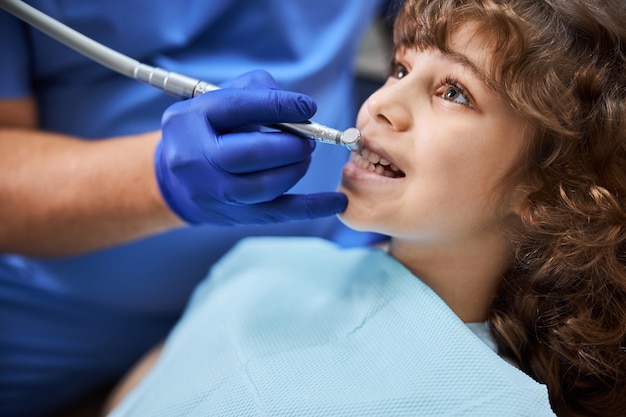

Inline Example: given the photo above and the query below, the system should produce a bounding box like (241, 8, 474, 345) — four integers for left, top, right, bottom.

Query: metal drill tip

(341, 127, 361, 151)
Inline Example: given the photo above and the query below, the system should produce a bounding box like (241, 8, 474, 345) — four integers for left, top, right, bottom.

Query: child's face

(338, 26, 528, 247)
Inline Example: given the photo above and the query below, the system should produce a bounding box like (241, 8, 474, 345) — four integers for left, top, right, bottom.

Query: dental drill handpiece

(0, 0, 361, 151)
(136, 65, 362, 151)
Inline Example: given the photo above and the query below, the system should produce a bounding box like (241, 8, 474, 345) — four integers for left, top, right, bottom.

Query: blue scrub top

(0, 1, 387, 415)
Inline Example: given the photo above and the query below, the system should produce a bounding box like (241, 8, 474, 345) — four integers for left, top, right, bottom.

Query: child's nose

(366, 80, 412, 132)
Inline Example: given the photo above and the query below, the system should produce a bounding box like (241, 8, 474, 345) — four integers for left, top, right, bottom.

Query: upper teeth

(352, 148, 404, 177)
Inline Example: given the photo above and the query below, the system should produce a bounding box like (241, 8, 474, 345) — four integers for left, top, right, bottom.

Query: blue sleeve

(0, 11, 32, 97)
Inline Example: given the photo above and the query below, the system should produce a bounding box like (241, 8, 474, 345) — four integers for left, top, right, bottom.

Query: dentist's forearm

(0, 127, 183, 256)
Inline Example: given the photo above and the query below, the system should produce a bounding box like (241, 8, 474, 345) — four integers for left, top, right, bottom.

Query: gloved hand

(154, 70, 348, 225)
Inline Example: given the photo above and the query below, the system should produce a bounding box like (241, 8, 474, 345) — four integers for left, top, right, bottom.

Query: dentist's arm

(0, 103, 178, 256)
(0, 71, 347, 257)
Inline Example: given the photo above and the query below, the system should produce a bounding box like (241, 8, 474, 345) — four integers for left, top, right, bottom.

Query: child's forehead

(393, 1, 524, 83)
(396, 22, 501, 89)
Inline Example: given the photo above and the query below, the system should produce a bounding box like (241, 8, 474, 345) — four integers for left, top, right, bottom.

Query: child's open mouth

(351, 148, 405, 178)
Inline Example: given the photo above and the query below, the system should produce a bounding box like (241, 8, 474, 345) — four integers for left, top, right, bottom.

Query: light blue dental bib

(110, 237, 555, 416)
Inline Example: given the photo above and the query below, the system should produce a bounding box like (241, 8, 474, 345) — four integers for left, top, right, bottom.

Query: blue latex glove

(155, 70, 348, 225)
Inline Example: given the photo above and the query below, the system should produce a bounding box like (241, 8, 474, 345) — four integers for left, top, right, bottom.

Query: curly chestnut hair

(394, 0, 626, 416)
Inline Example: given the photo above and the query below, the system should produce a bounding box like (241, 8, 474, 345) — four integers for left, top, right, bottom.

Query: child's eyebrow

(442, 50, 495, 91)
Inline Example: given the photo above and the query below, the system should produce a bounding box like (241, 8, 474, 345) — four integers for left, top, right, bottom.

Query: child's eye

(390, 61, 408, 79)
(439, 77, 472, 106)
